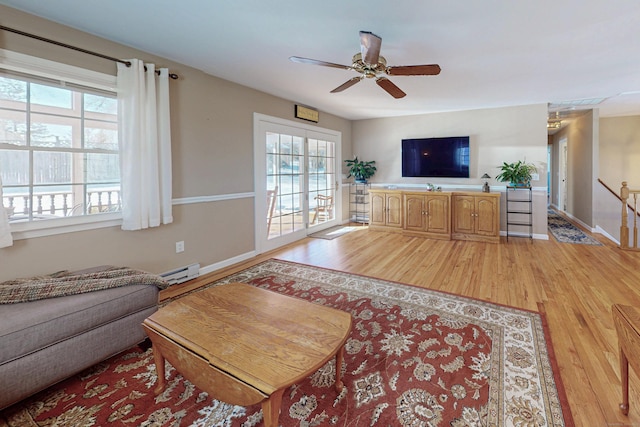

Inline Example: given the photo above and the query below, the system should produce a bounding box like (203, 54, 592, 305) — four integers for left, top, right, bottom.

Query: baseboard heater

(160, 263, 200, 285)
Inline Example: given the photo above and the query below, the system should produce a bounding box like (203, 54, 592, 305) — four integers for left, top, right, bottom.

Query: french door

(254, 114, 341, 253)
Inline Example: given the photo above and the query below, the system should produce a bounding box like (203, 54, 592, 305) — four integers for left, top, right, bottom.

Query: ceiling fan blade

(359, 31, 382, 65)
(289, 56, 352, 70)
(387, 64, 442, 76)
(376, 77, 406, 99)
(330, 77, 363, 93)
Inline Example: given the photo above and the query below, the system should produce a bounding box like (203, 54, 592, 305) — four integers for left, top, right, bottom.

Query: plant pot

(355, 178, 367, 184)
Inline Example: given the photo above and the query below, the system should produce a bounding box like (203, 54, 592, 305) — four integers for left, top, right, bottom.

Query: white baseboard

(500, 231, 549, 240)
(560, 211, 594, 232)
(198, 250, 257, 276)
(550, 207, 619, 244)
(595, 225, 619, 245)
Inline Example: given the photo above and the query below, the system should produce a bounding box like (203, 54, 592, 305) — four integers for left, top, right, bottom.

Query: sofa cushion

(0, 284, 158, 365)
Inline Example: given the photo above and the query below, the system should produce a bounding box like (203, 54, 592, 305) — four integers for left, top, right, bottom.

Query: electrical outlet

(175, 241, 184, 253)
(531, 173, 540, 181)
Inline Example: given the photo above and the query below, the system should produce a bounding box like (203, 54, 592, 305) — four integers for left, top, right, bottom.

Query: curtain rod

(0, 25, 179, 79)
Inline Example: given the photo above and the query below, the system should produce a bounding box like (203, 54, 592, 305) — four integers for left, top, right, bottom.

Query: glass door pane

(308, 138, 336, 227)
(266, 132, 305, 240)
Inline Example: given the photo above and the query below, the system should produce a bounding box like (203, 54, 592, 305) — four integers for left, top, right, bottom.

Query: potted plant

(495, 160, 537, 187)
(345, 157, 377, 183)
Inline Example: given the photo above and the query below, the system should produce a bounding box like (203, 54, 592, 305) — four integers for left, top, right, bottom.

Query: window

(0, 71, 120, 225)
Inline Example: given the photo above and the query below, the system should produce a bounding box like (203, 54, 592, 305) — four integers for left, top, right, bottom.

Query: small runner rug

(1, 259, 574, 427)
(548, 209, 602, 245)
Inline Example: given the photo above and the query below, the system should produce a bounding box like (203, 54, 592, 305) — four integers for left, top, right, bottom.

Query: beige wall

(551, 110, 597, 227)
(0, 6, 352, 281)
(595, 115, 640, 242)
(599, 116, 640, 187)
(351, 104, 550, 235)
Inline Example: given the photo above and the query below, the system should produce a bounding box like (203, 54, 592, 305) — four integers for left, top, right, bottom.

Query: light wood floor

(161, 223, 640, 426)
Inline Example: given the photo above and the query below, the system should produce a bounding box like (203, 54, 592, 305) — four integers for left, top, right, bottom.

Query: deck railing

(620, 181, 640, 250)
(4, 189, 121, 221)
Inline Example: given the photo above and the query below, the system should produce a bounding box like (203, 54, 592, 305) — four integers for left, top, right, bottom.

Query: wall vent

(160, 263, 200, 285)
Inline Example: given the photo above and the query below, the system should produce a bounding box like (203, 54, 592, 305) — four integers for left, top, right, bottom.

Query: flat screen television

(401, 136, 470, 178)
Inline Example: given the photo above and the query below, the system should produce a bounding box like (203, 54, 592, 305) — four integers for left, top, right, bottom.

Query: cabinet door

(475, 196, 498, 236)
(386, 193, 403, 228)
(425, 195, 449, 234)
(404, 195, 425, 231)
(452, 195, 475, 234)
(370, 193, 386, 226)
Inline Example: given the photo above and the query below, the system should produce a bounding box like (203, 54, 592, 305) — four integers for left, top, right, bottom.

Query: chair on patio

(267, 186, 278, 235)
(67, 203, 86, 216)
(312, 194, 334, 224)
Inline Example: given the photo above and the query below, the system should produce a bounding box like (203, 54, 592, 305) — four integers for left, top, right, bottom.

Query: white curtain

(117, 59, 173, 230)
(0, 177, 13, 248)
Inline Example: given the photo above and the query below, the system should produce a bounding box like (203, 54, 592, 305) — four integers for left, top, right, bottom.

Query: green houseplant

(495, 160, 537, 186)
(345, 157, 377, 183)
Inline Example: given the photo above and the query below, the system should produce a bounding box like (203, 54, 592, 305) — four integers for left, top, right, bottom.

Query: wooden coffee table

(142, 282, 352, 426)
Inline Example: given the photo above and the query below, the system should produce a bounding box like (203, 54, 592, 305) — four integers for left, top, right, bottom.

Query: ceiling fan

(289, 31, 441, 99)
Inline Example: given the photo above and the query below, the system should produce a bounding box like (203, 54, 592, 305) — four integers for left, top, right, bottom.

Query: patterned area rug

(548, 209, 602, 245)
(1, 260, 573, 426)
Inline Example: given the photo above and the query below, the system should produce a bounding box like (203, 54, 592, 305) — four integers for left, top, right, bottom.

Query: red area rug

(1, 259, 573, 426)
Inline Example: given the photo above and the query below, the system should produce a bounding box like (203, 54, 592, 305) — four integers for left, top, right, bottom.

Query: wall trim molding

(172, 192, 254, 205)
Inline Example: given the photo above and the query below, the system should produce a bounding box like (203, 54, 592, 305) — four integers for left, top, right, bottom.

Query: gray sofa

(0, 267, 164, 409)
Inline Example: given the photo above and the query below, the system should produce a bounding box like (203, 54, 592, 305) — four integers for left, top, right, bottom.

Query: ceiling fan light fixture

(547, 121, 562, 129)
(351, 53, 387, 77)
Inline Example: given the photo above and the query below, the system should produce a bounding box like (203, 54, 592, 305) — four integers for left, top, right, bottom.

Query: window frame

(0, 49, 121, 240)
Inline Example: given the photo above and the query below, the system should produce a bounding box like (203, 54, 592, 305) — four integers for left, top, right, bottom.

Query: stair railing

(620, 181, 640, 250)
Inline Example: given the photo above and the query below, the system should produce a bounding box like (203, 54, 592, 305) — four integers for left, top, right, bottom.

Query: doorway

(558, 137, 568, 211)
(254, 114, 341, 253)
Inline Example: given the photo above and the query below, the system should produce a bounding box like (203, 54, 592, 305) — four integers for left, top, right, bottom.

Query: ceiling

(2, 0, 640, 122)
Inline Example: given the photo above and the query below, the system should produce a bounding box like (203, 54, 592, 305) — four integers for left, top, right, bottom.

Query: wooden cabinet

(370, 191, 402, 229)
(370, 189, 500, 242)
(404, 193, 450, 238)
(452, 193, 500, 242)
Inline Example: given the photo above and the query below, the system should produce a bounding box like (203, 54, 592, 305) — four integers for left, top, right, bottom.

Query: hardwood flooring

(161, 224, 640, 426)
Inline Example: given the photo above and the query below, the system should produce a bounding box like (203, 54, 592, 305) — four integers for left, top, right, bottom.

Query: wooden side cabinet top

(368, 188, 501, 198)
